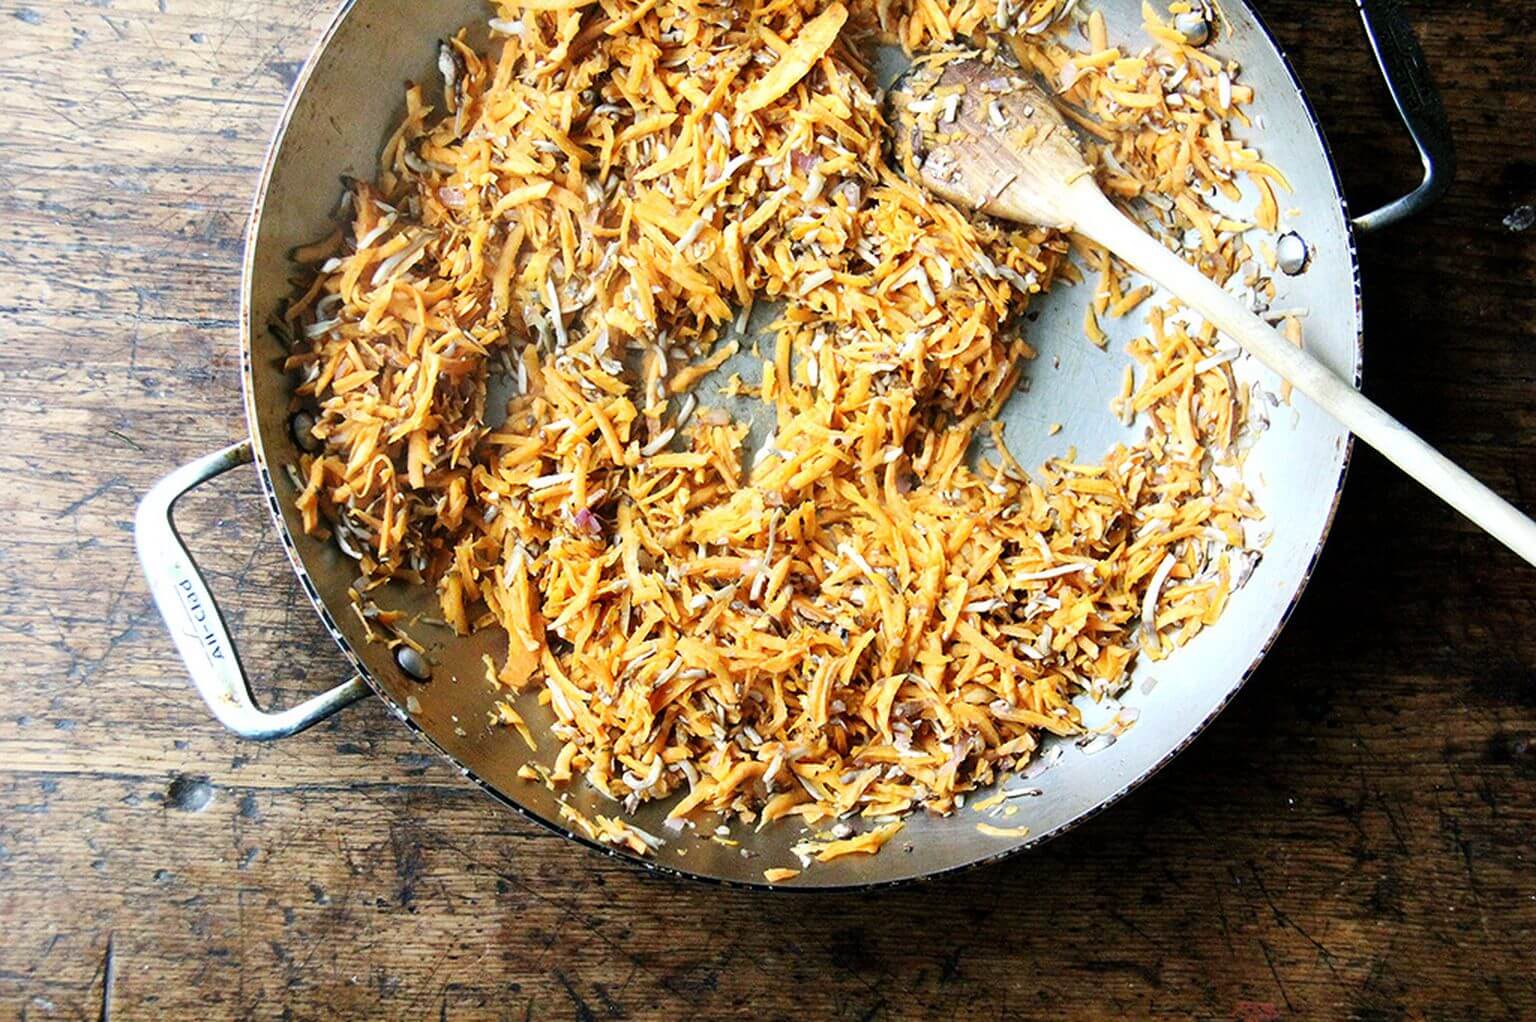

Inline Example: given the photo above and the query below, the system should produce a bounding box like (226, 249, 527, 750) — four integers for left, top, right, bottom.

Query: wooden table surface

(2, 0, 1534, 1018)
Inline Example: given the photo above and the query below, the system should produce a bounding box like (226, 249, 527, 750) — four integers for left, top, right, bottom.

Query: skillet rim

(238, 0, 1364, 892)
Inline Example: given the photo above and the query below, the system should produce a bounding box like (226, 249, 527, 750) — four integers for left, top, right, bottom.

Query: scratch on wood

(1256, 939, 1294, 1013)
(100, 932, 116, 1022)
(552, 968, 598, 1022)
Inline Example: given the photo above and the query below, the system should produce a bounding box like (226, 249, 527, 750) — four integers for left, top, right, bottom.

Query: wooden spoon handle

(1069, 182, 1536, 568)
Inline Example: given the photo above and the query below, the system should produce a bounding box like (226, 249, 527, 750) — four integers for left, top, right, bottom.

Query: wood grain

(1, 0, 1533, 1018)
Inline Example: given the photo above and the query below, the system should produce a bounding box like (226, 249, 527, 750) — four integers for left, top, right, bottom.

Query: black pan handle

(1350, 0, 1455, 232)
(135, 441, 369, 740)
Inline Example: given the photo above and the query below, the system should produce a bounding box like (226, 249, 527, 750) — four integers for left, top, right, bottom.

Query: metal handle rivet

(1173, 10, 1210, 46)
(1275, 231, 1309, 275)
(395, 645, 432, 681)
(290, 411, 321, 453)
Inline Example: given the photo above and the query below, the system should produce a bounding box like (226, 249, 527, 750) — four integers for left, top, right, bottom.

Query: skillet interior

(242, 0, 1360, 888)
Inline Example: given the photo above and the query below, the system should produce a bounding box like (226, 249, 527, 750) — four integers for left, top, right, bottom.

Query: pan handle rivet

(1173, 10, 1210, 46)
(290, 411, 321, 453)
(1275, 231, 1309, 275)
(395, 645, 432, 682)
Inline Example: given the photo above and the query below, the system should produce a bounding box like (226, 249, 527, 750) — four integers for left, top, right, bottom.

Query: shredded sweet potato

(281, 0, 1287, 869)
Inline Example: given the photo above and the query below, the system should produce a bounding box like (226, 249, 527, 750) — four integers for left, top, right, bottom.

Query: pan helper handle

(1351, 0, 1454, 232)
(135, 441, 368, 740)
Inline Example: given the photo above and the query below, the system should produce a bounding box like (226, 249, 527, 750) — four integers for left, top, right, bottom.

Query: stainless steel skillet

(136, 0, 1450, 888)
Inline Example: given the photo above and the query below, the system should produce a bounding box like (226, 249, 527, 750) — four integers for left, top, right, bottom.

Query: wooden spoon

(890, 56, 1536, 567)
